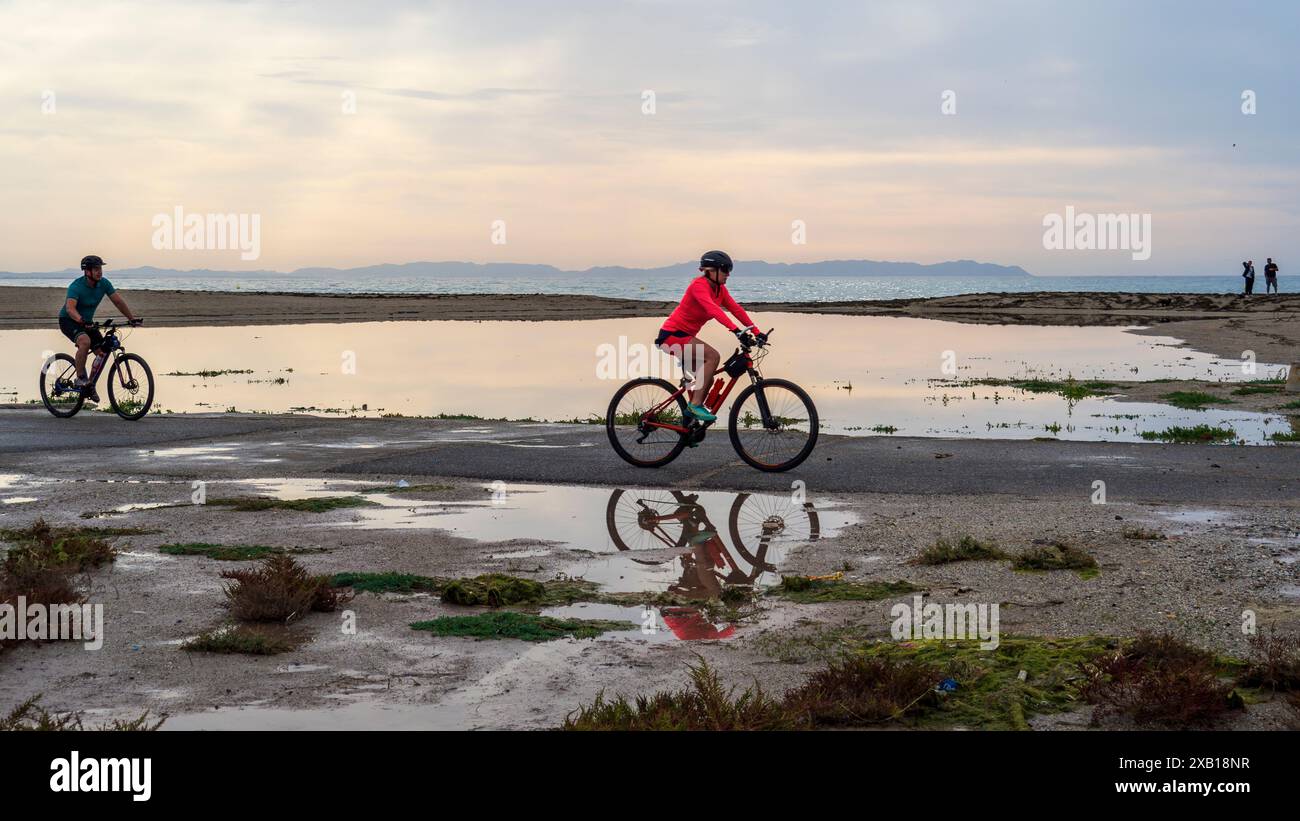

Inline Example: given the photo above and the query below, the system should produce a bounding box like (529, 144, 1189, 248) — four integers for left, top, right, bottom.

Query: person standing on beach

(57, 255, 141, 402)
(1264, 258, 1279, 294)
(1243, 260, 1255, 295)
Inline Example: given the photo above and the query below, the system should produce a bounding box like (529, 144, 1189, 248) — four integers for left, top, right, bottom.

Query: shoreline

(2, 286, 1297, 362)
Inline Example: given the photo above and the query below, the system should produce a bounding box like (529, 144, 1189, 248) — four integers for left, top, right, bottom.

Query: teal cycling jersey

(59, 275, 116, 322)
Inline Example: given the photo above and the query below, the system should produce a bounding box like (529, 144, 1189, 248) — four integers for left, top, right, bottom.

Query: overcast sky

(2, 0, 1297, 275)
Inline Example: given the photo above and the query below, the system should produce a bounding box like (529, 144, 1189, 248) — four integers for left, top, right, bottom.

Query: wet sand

(4, 286, 1298, 362)
(1, 414, 1296, 730)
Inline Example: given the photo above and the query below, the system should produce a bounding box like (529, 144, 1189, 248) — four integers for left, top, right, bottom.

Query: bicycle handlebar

(739, 327, 774, 351)
(84, 318, 143, 329)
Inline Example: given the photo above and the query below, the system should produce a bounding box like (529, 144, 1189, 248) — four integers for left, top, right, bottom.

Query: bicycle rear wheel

(606, 378, 690, 468)
(727, 378, 818, 472)
(107, 353, 154, 420)
(40, 354, 85, 418)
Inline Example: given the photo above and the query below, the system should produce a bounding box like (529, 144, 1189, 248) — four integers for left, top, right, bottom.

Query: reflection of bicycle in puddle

(604, 489, 821, 640)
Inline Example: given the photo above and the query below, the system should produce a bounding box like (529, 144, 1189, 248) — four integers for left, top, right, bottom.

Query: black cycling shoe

(84, 387, 100, 404)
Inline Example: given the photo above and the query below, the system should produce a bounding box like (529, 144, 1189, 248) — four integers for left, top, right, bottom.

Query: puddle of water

(541, 601, 737, 642)
(209, 478, 852, 599)
(491, 548, 553, 559)
(1, 497, 38, 505)
(3, 314, 1289, 443)
(1154, 509, 1235, 527)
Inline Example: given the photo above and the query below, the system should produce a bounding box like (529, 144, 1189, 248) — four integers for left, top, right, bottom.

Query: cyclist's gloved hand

(129, 318, 144, 327)
(732, 328, 757, 348)
(754, 330, 769, 346)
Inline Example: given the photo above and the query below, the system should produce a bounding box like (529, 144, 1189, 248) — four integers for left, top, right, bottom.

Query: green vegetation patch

(359, 483, 455, 495)
(0, 522, 154, 542)
(915, 535, 1007, 565)
(329, 571, 442, 594)
(1271, 430, 1300, 443)
(772, 575, 919, 603)
(1139, 425, 1237, 443)
(329, 571, 608, 606)
(440, 574, 546, 606)
(970, 377, 1117, 400)
(1231, 383, 1285, 396)
(1161, 391, 1232, 410)
(1012, 541, 1099, 577)
(206, 495, 375, 512)
(160, 543, 324, 561)
(1121, 527, 1165, 541)
(412, 611, 636, 642)
(183, 624, 301, 655)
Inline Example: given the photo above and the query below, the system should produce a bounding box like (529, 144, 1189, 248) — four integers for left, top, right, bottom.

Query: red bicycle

(605, 329, 818, 471)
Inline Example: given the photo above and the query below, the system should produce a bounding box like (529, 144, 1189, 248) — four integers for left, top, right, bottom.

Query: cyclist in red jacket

(655, 250, 764, 421)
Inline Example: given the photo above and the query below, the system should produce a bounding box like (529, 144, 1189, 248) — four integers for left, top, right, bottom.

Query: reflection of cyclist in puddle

(606, 489, 818, 640)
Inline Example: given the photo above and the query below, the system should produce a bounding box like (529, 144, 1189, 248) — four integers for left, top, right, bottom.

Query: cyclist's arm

(65, 297, 85, 324)
(720, 288, 758, 332)
(108, 292, 138, 322)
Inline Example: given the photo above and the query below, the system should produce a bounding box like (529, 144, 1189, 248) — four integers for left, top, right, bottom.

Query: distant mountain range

(0, 259, 1033, 279)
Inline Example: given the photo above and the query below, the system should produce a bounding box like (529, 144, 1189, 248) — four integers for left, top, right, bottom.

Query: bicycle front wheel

(107, 353, 154, 420)
(727, 378, 818, 472)
(40, 353, 86, 418)
(606, 378, 690, 468)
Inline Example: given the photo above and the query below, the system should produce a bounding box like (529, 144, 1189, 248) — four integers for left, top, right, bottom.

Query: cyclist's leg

(656, 334, 718, 413)
(73, 334, 93, 380)
(59, 317, 94, 380)
(687, 341, 719, 406)
(661, 338, 718, 406)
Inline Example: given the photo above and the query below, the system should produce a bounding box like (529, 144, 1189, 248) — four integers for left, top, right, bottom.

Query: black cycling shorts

(59, 315, 103, 348)
(654, 328, 692, 348)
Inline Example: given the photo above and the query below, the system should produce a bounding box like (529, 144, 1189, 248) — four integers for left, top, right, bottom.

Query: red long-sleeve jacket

(661, 277, 756, 338)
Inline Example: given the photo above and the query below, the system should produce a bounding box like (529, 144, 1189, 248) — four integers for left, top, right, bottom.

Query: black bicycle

(40, 318, 154, 420)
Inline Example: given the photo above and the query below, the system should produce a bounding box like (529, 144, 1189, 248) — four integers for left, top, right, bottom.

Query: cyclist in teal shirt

(57, 255, 140, 402)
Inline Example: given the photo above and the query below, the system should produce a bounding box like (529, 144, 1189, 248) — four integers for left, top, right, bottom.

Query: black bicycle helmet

(80, 255, 105, 270)
(699, 250, 733, 273)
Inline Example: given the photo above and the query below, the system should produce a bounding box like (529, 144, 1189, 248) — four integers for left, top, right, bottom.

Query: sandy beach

(4, 286, 1298, 363)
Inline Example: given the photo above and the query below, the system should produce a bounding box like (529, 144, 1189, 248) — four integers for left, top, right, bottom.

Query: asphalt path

(1, 409, 1293, 504)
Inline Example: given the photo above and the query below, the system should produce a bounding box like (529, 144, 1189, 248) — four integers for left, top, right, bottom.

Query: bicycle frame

(638, 335, 777, 436)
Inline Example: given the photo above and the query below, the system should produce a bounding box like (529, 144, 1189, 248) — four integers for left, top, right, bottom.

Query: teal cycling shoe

(686, 403, 716, 422)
